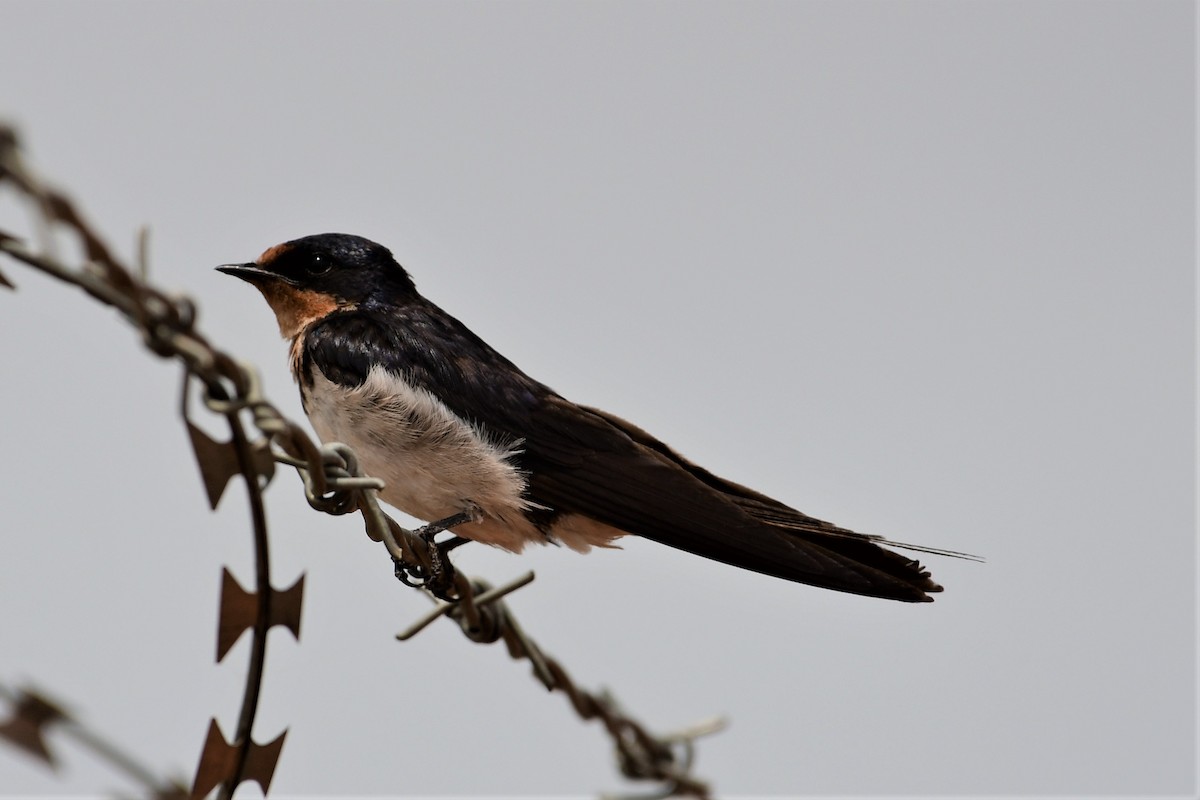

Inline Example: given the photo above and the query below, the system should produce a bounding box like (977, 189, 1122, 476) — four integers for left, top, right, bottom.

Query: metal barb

(395, 571, 536, 641)
(0, 682, 188, 797)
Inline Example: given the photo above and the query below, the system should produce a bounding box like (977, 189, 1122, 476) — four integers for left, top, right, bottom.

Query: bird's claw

(393, 505, 481, 600)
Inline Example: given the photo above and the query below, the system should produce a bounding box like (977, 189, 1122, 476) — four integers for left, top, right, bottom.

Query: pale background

(0, 1, 1194, 798)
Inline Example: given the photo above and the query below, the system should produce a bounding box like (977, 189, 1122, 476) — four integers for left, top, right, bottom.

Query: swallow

(219, 233, 969, 602)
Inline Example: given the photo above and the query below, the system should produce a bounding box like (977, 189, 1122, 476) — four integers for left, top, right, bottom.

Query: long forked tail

(731, 497, 981, 602)
(828, 531, 984, 563)
(577, 404, 980, 602)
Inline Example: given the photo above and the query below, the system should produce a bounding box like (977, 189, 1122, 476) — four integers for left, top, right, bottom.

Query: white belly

(302, 364, 547, 551)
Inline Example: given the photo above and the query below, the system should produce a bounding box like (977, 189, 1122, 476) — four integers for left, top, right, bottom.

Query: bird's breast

(299, 364, 549, 551)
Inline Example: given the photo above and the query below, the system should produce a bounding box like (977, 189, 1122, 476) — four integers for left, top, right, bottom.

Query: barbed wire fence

(0, 125, 725, 800)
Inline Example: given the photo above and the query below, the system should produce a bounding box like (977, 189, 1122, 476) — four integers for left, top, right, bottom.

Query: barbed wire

(0, 124, 724, 799)
(0, 682, 188, 799)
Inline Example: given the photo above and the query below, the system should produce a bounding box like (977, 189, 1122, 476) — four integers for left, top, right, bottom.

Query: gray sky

(0, 1, 1194, 797)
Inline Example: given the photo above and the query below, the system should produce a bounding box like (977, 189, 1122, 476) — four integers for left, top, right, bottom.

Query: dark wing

(520, 399, 942, 601)
(303, 302, 942, 602)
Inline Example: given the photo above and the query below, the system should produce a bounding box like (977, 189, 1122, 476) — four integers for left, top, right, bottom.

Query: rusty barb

(0, 124, 725, 799)
(0, 682, 189, 799)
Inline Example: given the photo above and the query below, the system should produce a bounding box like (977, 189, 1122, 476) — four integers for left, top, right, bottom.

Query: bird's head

(217, 233, 415, 338)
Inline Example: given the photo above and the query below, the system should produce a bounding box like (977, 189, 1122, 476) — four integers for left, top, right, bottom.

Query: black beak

(216, 263, 291, 285)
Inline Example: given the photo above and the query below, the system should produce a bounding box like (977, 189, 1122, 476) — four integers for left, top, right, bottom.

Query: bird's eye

(305, 254, 331, 275)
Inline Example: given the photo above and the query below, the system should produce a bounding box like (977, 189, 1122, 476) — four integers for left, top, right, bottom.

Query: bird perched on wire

(219, 233, 969, 602)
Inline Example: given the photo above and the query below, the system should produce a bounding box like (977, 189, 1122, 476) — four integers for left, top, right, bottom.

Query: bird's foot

(394, 504, 482, 600)
(417, 504, 482, 539)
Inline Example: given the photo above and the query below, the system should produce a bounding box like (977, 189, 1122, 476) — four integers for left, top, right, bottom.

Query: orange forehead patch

(256, 242, 292, 266)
